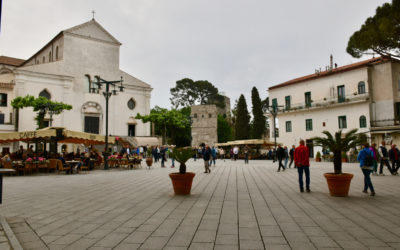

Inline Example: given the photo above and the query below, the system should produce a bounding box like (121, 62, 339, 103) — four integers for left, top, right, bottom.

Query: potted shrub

(315, 151, 322, 162)
(145, 148, 153, 168)
(312, 129, 360, 197)
(169, 147, 196, 195)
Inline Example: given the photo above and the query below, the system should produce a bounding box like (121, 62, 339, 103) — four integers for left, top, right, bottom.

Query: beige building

(267, 57, 400, 157)
(0, 19, 152, 152)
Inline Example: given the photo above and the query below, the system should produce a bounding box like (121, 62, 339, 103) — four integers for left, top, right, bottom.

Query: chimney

(330, 54, 333, 71)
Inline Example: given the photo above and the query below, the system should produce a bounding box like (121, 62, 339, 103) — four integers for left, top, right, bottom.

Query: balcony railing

(278, 92, 369, 113)
(370, 118, 400, 127)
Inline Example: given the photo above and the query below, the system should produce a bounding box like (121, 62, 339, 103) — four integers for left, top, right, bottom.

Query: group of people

(274, 145, 296, 171)
(285, 139, 400, 196)
(268, 141, 312, 193)
(357, 141, 400, 196)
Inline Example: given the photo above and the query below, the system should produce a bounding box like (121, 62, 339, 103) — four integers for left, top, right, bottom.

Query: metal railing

(370, 118, 400, 127)
(278, 92, 369, 113)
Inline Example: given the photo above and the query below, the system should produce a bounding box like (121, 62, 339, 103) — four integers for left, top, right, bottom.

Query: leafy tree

(235, 95, 250, 140)
(11, 95, 72, 129)
(217, 115, 233, 143)
(347, 0, 400, 59)
(251, 87, 266, 139)
(170, 78, 225, 108)
(136, 106, 190, 146)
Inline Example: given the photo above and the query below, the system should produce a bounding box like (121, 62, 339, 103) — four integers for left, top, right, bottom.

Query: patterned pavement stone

(0, 159, 399, 249)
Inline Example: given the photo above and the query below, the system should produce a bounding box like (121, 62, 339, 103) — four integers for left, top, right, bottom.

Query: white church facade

(0, 19, 152, 151)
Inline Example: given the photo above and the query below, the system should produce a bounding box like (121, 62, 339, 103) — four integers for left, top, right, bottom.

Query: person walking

(378, 141, 394, 175)
(210, 146, 217, 166)
(160, 147, 166, 168)
(389, 144, 399, 175)
(288, 145, 295, 168)
(233, 146, 239, 161)
(276, 145, 285, 172)
(283, 146, 289, 169)
(220, 148, 225, 161)
(370, 143, 379, 175)
(169, 147, 175, 168)
(243, 145, 249, 164)
(357, 143, 375, 196)
(294, 140, 310, 192)
(203, 145, 211, 173)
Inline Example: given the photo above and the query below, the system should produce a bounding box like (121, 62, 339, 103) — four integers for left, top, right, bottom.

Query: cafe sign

(19, 131, 37, 139)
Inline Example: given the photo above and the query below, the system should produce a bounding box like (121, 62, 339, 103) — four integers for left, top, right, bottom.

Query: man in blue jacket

(357, 143, 375, 196)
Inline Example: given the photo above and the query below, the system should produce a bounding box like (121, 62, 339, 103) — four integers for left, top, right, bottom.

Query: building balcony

(0, 124, 15, 132)
(275, 92, 369, 114)
(370, 118, 400, 128)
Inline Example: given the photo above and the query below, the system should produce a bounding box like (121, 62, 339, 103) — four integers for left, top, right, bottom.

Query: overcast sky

(0, 0, 389, 110)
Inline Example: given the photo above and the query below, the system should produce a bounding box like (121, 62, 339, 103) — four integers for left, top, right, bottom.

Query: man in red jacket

(294, 140, 310, 193)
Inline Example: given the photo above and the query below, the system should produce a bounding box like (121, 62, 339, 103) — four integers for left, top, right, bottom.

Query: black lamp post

(266, 105, 283, 159)
(92, 76, 124, 170)
(44, 102, 60, 127)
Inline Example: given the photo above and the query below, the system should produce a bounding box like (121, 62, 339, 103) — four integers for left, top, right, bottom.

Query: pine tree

(235, 94, 250, 140)
(251, 87, 266, 139)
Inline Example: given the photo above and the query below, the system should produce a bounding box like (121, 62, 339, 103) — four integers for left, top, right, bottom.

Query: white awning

(122, 136, 160, 147)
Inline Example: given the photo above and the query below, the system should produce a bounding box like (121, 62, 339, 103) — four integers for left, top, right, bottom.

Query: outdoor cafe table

(0, 169, 15, 204)
(65, 160, 80, 174)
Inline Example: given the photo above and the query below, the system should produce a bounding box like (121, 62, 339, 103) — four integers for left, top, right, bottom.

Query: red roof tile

(268, 57, 393, 90)
(0, 56, 25, 67)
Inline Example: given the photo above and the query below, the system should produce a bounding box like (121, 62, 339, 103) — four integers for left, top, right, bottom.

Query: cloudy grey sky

(0, 0, 389, 110)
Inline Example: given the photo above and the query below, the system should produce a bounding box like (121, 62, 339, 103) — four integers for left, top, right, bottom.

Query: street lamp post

(266, 105, 283, 160)
(44, 103, 59, 127)
(92, 76, 124, 170)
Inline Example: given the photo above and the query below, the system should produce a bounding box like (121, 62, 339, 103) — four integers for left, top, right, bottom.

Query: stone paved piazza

(1, 159, 400, 249)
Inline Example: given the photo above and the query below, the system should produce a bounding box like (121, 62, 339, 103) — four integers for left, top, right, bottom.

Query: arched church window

(42, 56, 45, 63)
(55, 46, 59, 60)
(127, 98, 136, 110)
(39, 89, 51, 99)
(49, 52, 52, 62)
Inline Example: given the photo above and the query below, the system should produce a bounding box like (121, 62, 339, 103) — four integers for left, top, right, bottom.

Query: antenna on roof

(92, 10, 96, 20)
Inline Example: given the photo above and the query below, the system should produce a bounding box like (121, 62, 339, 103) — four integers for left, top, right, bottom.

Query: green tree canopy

(136, 106, 191, 146)
(170, 78, 225, 108)
(251, 87, 266, 139)
(217, 115, 233, 143)
(235, 94, 250, 140)
(11, 95, 72, 129)
(347, 0, 400, 59)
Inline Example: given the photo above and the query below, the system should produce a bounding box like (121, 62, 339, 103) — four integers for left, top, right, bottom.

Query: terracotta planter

(315, 158, 321, 162)
(169, 172, 196, 195)
(145, 158, 153, 167)
(324, 173, 354, 197)
(342, 158, 347, 162)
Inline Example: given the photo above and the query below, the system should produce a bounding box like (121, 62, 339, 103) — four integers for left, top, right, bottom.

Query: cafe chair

(48, 159, 58, 173)
(57, 160, 70, 174)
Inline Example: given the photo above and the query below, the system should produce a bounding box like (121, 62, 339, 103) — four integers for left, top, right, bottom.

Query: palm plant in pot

(312, 129, 361, 197)
(169, 147, 196, 195)
(145, 148, 153, 168)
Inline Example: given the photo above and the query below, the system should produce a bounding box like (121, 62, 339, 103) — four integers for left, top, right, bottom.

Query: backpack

(364, 154, 373, 167)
